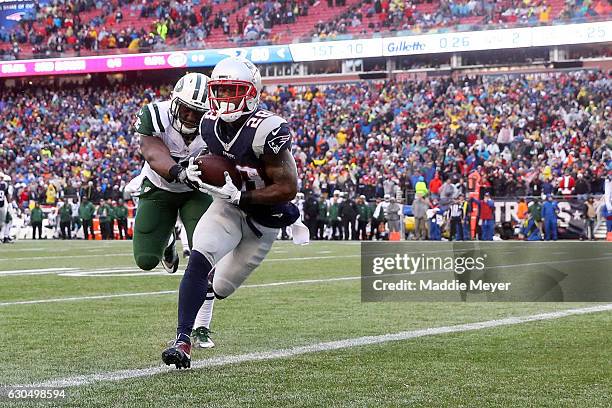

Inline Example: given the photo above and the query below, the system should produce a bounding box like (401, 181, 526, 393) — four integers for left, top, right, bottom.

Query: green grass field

(0, 240, 610, 407)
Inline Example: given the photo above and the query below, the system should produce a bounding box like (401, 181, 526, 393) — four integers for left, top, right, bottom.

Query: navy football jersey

(199, 108, 299, 228)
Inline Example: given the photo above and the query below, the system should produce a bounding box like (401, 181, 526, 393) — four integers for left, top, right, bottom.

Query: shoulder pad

(148, 102, 167, 133)
(134, 105, 154, 136)
(252, 115, 289, 157)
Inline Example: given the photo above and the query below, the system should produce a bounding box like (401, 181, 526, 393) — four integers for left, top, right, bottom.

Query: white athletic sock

(194, 289, 215, 329)
(179, 223, 189, 252)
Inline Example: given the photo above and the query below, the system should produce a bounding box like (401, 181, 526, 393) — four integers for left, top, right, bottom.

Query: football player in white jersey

(0, 172, 13, 243)
(162, 57, 309, 368)
(131, 73, 217, 346)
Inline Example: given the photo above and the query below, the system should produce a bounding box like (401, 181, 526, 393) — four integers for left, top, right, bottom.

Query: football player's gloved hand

(199, 171, 241, 205)
(185, 157, 203, 187)
(169, 157, 201, 191)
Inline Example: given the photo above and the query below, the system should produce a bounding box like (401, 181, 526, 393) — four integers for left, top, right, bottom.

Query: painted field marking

(13, 304, 612, 388)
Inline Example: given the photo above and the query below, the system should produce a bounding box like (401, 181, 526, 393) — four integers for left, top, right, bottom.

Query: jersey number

(236, 165, 265, 191)
(246, 110, 274, 128)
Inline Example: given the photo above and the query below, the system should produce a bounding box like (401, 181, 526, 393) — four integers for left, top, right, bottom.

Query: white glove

(185, 157, 202, 186)
(171, 157, 205, 191)
(199, 171, 242, 205)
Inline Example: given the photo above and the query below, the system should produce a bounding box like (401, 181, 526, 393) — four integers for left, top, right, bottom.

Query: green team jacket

(97, 204, 111, 222)
(317, 202, 328, 222)
(59, 205, 72, 223)
(328, 203, 340, 222)
(114, 205, 128, 220)
(30, 207, 43, 223)
(357, 203, 373, 221)
(79, 202, 96, 221)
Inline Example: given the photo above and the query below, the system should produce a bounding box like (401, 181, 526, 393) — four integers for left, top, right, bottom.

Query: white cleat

(191, 326, 215, 349)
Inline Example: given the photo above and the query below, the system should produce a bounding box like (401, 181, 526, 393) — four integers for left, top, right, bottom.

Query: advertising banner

(0, 0, 34, 29)
(186, 44, 292, 68)
(0, 51, 188, 78)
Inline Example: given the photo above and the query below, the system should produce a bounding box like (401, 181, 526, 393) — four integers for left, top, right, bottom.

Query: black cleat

(162, 338, 192, 369)
(161, 232, 179, 274)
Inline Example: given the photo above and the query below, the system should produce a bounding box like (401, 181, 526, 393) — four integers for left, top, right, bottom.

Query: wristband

(168, 164, 183, 182)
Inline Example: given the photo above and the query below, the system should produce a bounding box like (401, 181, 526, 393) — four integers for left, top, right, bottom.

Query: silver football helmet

(208, 57, 262, 123)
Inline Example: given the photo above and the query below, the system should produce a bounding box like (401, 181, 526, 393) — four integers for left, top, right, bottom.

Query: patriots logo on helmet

(267, 131, 290, 154)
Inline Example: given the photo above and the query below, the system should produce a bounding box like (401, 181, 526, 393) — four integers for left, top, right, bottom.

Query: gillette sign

(385, 40, 426, 54)
(382, 21, 611, 56)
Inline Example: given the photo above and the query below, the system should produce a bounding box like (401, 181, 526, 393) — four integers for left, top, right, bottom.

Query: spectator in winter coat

(472, 192, 495, 240)
(541, 195, 559, 241)
(385, 197, 402, 233)
(412, 193, 429, 240)
(439, 178, 456, 207)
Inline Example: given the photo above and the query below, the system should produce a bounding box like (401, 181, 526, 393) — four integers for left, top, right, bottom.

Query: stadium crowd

(263, 70, 612, 202)
(308, 0, 611, 40)
(2, 0, 610, 59)
(0, 70, 611, 241)
(0, 0, 317, 59)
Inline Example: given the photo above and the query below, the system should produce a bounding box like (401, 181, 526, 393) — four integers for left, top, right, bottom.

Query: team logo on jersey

(267, 130, 290, 154)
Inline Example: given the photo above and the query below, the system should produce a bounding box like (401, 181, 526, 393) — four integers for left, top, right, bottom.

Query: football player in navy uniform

(162, 57, 306, 369)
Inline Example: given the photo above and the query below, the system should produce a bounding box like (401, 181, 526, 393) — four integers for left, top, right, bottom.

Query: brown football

(194, 154, 243, 189)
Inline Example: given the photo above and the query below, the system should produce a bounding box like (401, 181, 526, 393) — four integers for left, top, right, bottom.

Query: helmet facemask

(208, 80, 258, 123)
(170, 98, 206, 138)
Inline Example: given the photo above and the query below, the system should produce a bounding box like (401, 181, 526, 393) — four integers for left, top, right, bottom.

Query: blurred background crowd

(0, 70, 610, 241)
(1, 0, 610, 60)
(1, 71, 610, 210)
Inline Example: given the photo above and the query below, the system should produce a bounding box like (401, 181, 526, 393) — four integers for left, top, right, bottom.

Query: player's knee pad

(135, 254, 160, 271)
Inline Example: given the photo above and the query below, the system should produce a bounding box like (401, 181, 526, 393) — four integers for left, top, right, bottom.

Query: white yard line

(14, 304, 612, 388)
(0, 254, 362, 274)
(0, 276, 359, 306)
(0, 266, 143, 277)
(0, 267, 78, 275)
(0, 253, 135, 261)
(0, 291, 178, 306)
(2, 254, 612, 304)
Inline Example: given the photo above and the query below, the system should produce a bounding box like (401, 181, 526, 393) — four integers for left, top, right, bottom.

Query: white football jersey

(133, 100, 207, 193)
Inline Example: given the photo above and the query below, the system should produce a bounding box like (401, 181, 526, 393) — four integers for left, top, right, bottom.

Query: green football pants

(133, 178, 213, 270)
